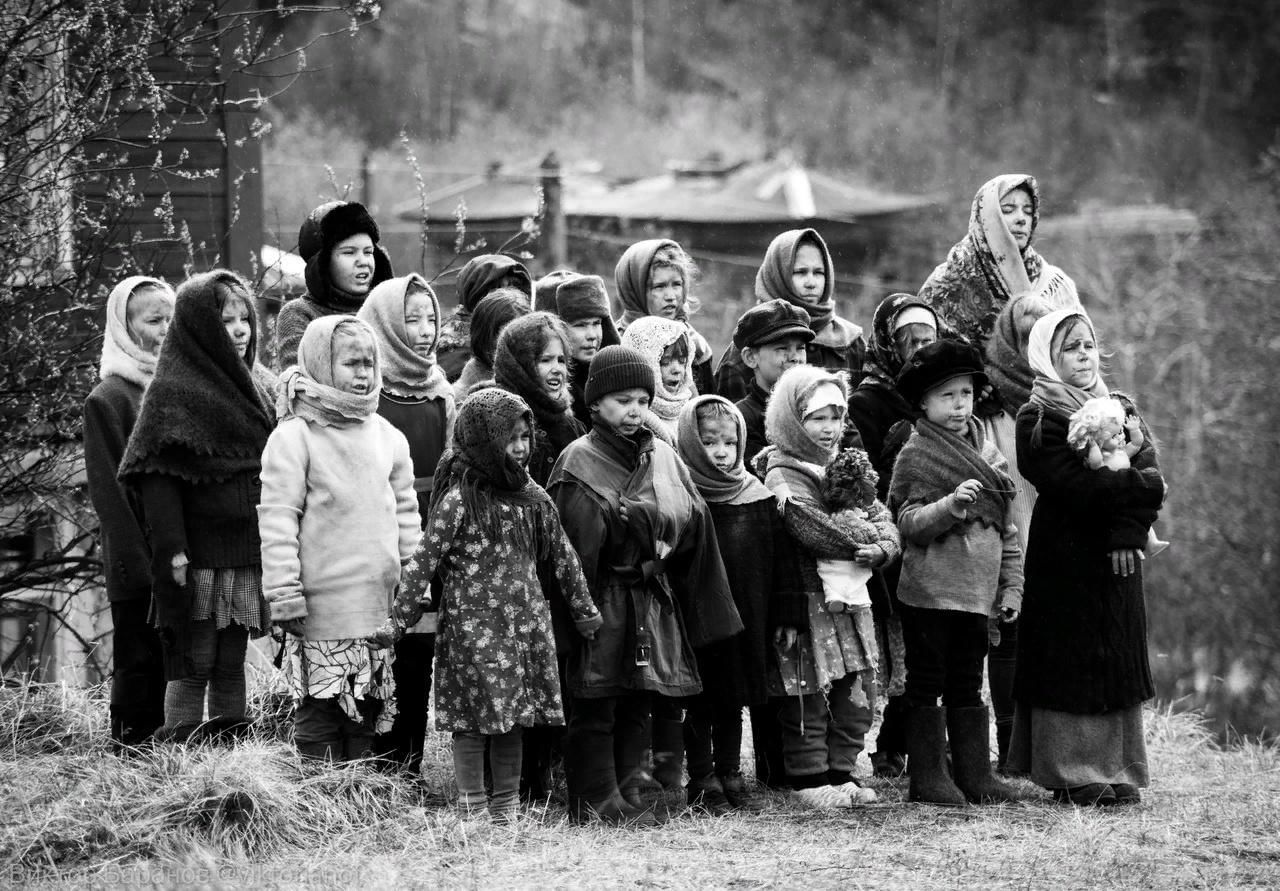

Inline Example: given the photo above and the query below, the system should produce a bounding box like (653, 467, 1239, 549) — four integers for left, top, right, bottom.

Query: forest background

(260, 0, 1280, 742)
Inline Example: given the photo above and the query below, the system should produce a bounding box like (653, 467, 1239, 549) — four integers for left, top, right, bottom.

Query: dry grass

(2, 688, 1277, 890)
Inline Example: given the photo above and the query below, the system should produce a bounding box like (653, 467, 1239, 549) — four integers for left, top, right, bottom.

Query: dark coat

(735, 378, 770, 471)
(1013, 403, 1164, 714)
(846, 381, 918, 504)
(83, 376, 152, 602)
(376, 392, 451, 519)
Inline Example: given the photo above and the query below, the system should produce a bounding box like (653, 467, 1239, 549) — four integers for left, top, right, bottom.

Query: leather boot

(906, 706, 966, 806)
(947, 706, 1022, 804)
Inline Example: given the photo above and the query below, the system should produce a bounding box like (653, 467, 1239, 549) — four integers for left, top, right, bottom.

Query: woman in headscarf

(1010, 309, 1165, 807)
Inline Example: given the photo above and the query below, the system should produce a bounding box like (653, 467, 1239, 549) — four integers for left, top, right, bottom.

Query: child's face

(591, 388, 650, 437)
(646, 265, 684, 319)
(331, 330, 376, 395)
(743, 335, 808, 390)
(802, 404, 844, 452)
(566, 317, 603, 363)
(698, 416, 739, 472)
(403, 290, 437, 356)
(659, 339, 688, 392)
(920, 374, 974, 434)
(791, 243, 826, 301)
(1052, 320, 1100, 389)
(505, 418, 532, 466)
(220, 293, 253, 360)
(1000, 186, 1034, 250)
(125, 286, 172, 356)
(329, 233, 376, 296)
(535, 336, 568, 399)
(894, 323, 936, 365)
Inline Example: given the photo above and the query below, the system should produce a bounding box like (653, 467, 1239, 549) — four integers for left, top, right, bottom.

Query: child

(258, 316, 417, 761)
(84, 275, 175, 748)
(548, 346, 739, 825)
(118, 270, 274, 742)
(357, 274, 457, 772)
(436, 254, 533, 382)
(716, 228, 866, 401)
(888, 340, 1023, 805)
(620, 315, 695, 444)
(370, 389, 603, 822)
(614, 239, 715, 395)
(548, 274, 621, 426)
(675, 396, 803, 813)
(756, 365, 889, 808)
(730, 299, 815, 468)
(276, 201, 393, 369)
(451, 288, 530, 401)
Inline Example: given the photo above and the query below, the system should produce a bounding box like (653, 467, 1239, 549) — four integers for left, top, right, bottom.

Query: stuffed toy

(816, 448, 897, 613)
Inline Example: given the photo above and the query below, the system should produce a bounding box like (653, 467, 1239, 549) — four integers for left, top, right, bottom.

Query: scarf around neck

(764, 364, 847, 467)
(888, 417, 1014, 534)
(278, 315, 381, 428)
(99, 275, 175, 389)
(119, 270, 273, 484)
(357, 273, 452, 401)
(1026, 308, 1109, 418)
(675, 395, 773, 506)
(621, 315, 695, 429)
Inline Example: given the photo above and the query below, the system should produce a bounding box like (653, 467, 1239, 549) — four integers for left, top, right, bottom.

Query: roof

(1037, 204, 1200, 238)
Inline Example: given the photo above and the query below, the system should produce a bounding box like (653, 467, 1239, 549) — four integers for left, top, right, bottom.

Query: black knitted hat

(896, 339, 989, 406)
(584, 344, 655, 405)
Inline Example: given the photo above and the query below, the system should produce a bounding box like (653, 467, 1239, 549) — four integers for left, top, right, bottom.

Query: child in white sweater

(258, 316, 419, 761)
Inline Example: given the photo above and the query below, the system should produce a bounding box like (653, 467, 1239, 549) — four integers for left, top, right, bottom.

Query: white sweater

(258, 414, 420, 640)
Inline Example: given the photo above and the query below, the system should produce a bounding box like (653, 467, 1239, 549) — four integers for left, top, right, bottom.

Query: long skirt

(1007, 702, 1148, 788)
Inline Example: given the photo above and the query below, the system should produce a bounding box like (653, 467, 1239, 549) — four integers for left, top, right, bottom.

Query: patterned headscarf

(277, 316, 381, 427)
(862, 292, 937, 387)
(99, 275, 175, 389)
(357, 273, 452, 401)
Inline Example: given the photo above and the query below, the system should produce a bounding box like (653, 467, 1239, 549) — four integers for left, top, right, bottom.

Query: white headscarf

(99, 275, 175, 388)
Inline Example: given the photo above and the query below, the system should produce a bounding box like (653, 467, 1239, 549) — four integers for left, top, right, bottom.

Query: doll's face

(1097, 417, 1126, 452)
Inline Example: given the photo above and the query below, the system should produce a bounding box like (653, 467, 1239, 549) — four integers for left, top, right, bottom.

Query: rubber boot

(947, 706, 1022, 804)
(906, 706, 966, 806)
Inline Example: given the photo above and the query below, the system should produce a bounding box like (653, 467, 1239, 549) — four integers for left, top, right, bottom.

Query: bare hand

(1124, 416, 1145, 448)
(1109, 548, 1143, 578)
(774, 626, 798, 651)
(853, 545, 885, 567)
(171, 552, 188, 586)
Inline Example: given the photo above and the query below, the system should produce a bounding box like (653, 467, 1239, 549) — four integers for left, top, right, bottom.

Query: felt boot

(906, 706, 966, 806)
(947, 706, 1022, 804)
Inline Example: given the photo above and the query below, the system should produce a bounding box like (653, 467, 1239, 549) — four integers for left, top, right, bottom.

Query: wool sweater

(275, 296, 351, 371)
(258, 414, 419, 641)
(83, 375, 151, 602)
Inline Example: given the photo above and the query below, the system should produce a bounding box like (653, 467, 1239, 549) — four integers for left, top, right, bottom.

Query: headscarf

(357, 273, 452, 401)
(862, 292, 937, 387)
(986, 293, 1076, 416)
(428, 388, 553, 558)
(456, 254, 532, 314)
(918, 174, 1078, 350)
(493, 311, 580, 451)
(470, 289, 530, 368)
(99, 275, 175, 389)
(277, 316, 380, 427)
(614, 238, 682, 330)
(755, 228, 862, 353)
(119, 270, 273, 484)
(620, 315, 695, 435)
(762, 364, 849, 467)
(675, 396, 772, 506)
(1026, 308, 1108, 417)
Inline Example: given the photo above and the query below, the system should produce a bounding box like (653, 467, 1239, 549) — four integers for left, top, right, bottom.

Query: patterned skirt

(286, 638, 398, 734)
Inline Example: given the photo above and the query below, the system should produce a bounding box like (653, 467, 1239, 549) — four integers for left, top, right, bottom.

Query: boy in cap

(731, 299, 815, 467)
(552, 274, 622, 426)
(887, 340, 1023, 807)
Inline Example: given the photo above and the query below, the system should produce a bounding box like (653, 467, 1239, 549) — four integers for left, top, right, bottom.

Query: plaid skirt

(189, 566, 270, 636)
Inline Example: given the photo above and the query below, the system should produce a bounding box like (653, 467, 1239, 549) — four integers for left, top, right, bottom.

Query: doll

(816, 448, 900, 614)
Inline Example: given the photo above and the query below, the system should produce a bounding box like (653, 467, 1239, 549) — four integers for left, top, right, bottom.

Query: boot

(946, 706, 1022, 804)
(906, 706, 966, 806)
(651, 715, 685, 791)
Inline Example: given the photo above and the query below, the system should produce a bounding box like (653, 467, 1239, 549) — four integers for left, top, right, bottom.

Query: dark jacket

(1013, 402, 1164, 714)
(376, 392, 451, 521)
(736, 378, 770, 471)
(83, 376, 151, 602)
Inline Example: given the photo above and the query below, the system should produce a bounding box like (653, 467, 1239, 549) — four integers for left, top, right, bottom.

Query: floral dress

(389, 485, 598, 734)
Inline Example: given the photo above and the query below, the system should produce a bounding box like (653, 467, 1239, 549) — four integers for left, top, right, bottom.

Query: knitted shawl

(357, 273, 452, 401)
(99, 275, 175, 389)
(888, 417, 1014, 534)
(277, 316, 380, 428)
(675, 395, 773, 506)
(755, 228, 862, 352)
(620, 315, 694, 441)
(429, 388, 554, 559)
(918, 174, 1078, 351)
(493, 311, 581, 452)
(119, 270, 273, 484)
(861, 292, 937, 388)
(762, 364, 848, 467)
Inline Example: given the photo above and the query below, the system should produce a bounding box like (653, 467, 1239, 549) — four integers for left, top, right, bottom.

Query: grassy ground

(2, 685, 1277, 890)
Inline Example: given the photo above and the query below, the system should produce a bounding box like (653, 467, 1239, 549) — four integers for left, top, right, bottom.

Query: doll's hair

(820, 447, 879, 512)
(1066, 396, 1126, 453)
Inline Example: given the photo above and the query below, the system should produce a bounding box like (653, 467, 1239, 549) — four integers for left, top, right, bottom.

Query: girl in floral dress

(371, 388, 602, 822)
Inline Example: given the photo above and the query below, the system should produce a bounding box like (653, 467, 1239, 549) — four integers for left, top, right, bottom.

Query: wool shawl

(357, 274, 452, 401)
(1026, 309, 1109, 419)
(429, 388, 554, 559)
(756, 228, 862, 352)
(888, 418, 1014, 534)
(100, 276, 175, 389)
(277, 316, 381, 428)
(986, 294, 1056, 416)
(919, 174, 1078, 350)
(492, 311, 581, 452)
(621, 315, 694, 437)
(119, 270, 273, 484)
(675, 395, 772, 506)
(763, 364, 848, 467)
(861, 292, 936, 388)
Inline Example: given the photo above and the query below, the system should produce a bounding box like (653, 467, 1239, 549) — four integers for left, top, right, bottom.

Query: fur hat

(896, 339, 988, 406)
(297, 201, 392, 310)
(535, 269, 576, 313)
(584, 344, 655, 405)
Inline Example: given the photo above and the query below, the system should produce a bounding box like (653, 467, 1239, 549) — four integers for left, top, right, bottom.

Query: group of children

(84, 179, 1164, 824)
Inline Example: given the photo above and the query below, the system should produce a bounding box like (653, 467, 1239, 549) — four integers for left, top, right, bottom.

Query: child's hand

(853, 545, 885, 568)
(1124, 415, 1145, 448)
(618, 502, 630, 523)
(949, 480, 981, 516)
(1000, 607, 1019, 623)
(773, 626, 798, 651)
(171, 552, 189, 586)
(277, 617, 306, 637)
(365, 621, 401, 651)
